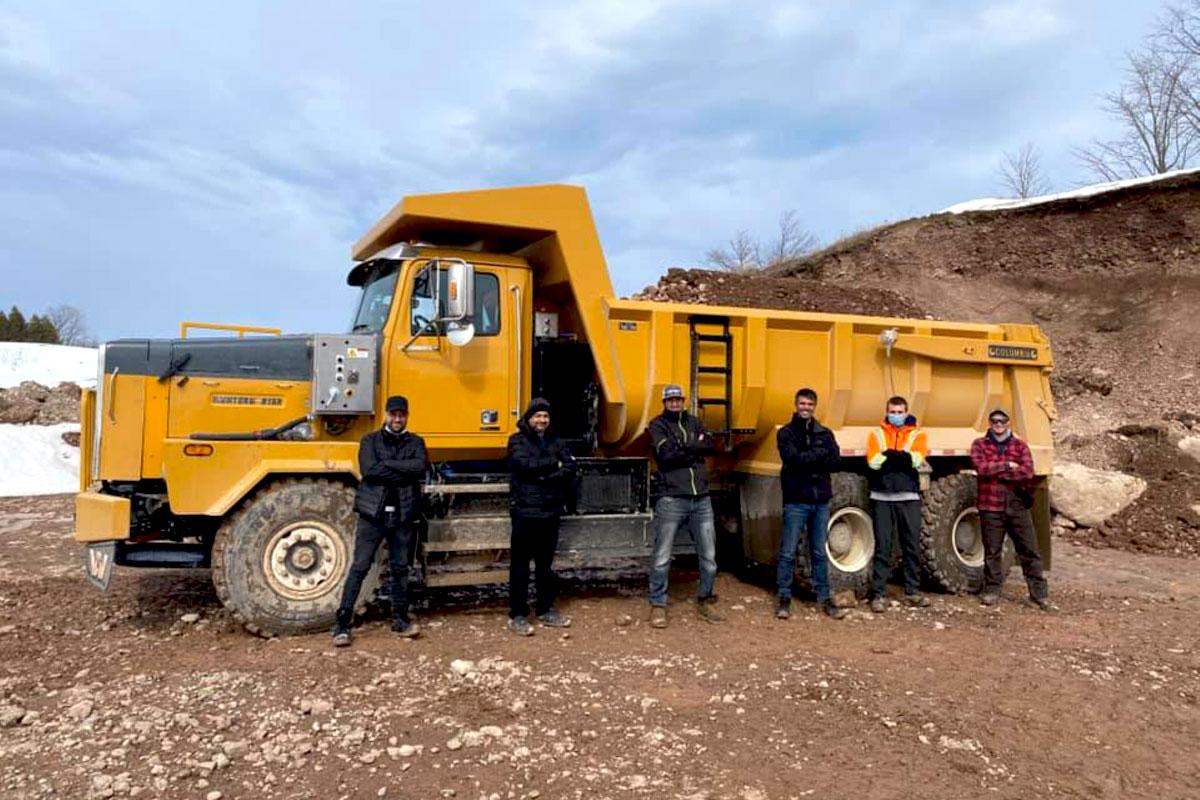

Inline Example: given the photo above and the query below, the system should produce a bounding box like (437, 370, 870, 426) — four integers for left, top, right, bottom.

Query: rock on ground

(1050, 461, 1147, 528)
(1179, 436, 1200, 464)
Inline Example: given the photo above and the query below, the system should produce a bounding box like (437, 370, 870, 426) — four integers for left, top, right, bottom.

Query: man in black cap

(969, 408, 1053, 610)
(333, 395, 428, 646)
(646, 384, 721, 628)
(506, 398, 576, 636)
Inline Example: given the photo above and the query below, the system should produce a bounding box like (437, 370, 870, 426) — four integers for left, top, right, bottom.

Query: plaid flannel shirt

(970, 433, 1033, 512)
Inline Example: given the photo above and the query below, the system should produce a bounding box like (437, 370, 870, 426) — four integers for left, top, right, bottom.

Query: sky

(0, 1, 1168, 340)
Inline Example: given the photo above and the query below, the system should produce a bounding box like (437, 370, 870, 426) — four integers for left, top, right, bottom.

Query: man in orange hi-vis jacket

(865, 396, 932, 613)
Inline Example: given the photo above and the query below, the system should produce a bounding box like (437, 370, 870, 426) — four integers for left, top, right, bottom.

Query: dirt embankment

(634, 174, 1200, 558)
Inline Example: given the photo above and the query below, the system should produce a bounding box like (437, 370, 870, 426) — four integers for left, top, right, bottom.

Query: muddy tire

(822, 473, 875, 597)
(212, 478, 378, 637)
(920, 473, 1014, 594)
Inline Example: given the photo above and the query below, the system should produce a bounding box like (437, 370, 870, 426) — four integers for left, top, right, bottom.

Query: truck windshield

(349, 261, 400, 332)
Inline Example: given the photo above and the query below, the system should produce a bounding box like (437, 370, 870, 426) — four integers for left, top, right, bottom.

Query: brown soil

(632, 268, 927, 319)
(2, 495, 1199, 800)
(1058, 426, 1200, 556)
(634, 174, 1200, 558)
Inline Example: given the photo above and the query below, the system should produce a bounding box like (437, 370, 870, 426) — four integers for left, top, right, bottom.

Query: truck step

(424, 483, 510, 495)
(424, 570, 508, 587)
(422, 539, 510, 553)
(694, 333, 732, 343)
(697, 397, 729, 406)
(696, 366, 729, 374)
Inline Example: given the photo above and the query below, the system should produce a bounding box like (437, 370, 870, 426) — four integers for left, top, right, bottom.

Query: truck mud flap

(84, 542, 117, 590)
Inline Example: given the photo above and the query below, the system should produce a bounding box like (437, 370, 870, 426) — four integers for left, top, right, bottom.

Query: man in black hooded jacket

(333, 395, 428, 646)
(507, 398, 576, 636)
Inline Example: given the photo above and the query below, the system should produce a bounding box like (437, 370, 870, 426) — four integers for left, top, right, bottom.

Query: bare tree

(705, 230, 760, 273)
(46, 304, 93, 346)
(1075, 50, 1200, 180)
(705, 211, 817, 273)
(996, 142, 1050, 198)
(761, 210, 818, 265)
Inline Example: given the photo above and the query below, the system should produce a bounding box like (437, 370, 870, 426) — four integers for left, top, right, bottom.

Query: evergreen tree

(5, 306, 27, 342)
(27, 315, 61, 344)
(0, 309, 9, 340)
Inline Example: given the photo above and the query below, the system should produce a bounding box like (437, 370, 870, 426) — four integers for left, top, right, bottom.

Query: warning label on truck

(987, 345, 1039, 361)
(212, 395, 284, 407)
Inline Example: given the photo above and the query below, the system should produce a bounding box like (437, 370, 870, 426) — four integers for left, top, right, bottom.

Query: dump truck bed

(597, 297, 1054, 473)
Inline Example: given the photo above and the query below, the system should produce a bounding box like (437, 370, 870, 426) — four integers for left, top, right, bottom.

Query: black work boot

(822, 599, 848, 620)
(332, 609, 353, 647)
(392, 617, 421, 638)
(774, 597, 791, 620)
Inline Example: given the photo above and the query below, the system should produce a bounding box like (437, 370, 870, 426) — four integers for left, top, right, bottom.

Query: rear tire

(920, 473, 1014, 594)
(212, 478, 379, 637)
(822, 473, 875, 597)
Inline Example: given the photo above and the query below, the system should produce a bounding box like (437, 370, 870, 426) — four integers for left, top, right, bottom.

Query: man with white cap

(646, 384, 722, 628)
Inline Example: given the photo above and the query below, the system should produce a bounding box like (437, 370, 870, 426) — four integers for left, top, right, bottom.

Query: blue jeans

(648, 495, 718, 606)
(776, 502, 832, 602)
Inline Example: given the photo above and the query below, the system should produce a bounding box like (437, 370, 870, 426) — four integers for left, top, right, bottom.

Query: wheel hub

(826, 508, 873, 573)
(951, 507, 985, 568)
(262, 522, 347, 601)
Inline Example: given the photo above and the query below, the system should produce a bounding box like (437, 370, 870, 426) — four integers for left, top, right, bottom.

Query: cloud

(0, 0, 1167, 337)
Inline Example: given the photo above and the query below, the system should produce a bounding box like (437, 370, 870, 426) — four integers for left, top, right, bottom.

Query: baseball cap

(988, 408, 1010, 422)
(662, 384, 685, 400)
(386, 395, 409, 413)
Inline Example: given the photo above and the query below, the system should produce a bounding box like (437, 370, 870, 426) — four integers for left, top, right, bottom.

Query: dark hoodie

(507, 398, 577, 518)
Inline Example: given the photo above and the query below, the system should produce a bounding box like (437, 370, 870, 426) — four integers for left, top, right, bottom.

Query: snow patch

(0, 343, 98, 389)
(941, 167, 1200, 214)
(0, 423, 80, 496)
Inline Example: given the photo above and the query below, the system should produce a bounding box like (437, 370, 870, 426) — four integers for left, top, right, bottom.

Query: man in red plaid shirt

(970, 408, 1054, 611)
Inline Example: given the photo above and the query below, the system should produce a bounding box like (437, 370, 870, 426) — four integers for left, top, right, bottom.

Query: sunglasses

(989, 418, 1009, 425)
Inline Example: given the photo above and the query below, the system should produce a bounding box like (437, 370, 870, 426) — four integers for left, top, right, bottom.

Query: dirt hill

(634, 172, 1200, 557)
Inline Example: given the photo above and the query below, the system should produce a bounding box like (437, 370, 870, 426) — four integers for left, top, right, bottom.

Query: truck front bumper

(74, 492, 131, 543)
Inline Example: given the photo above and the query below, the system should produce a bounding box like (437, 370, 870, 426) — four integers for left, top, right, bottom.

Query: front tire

(212, 478, 379, 637)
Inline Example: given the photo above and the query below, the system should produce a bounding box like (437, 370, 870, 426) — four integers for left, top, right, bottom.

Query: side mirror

(443, 261, 474, 321)
(446, 321, 476, 347)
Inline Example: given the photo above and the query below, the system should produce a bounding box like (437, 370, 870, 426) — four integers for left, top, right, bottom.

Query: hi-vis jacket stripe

(866, 424, 928, 470)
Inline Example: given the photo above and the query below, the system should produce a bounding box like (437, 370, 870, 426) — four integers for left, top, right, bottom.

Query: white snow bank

(0, 423, 80, 496)
(941, 167, 1200, 214)
(0, 343, 97, 389)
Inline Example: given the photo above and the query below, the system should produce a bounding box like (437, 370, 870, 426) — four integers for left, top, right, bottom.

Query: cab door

(388, 262, 530, 451)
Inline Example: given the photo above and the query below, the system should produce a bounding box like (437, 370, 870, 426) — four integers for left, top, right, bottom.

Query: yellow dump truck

(74, 184, 1055, 635)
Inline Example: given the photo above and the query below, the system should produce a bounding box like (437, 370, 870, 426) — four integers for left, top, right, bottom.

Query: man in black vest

(333, 395, 428, 646)
(506, 398, 576, 636)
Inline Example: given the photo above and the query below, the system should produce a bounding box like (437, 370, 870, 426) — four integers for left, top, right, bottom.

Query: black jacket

(508, 422, 577, 519)
(776, 415, 840, 505)
(355, 427, 428, 523)
(648, 411, 714, 497)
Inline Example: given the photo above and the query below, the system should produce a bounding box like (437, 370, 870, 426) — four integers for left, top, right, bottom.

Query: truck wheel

(824, 473, 875, 597)
(212, 478, 378, 637)
(920, 473, 1014, 593)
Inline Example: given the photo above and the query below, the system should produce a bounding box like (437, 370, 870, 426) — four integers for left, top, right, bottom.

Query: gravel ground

(1, 495, 1199, 800)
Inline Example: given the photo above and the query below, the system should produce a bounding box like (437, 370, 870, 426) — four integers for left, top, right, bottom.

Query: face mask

(886, 413, 906, 427)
